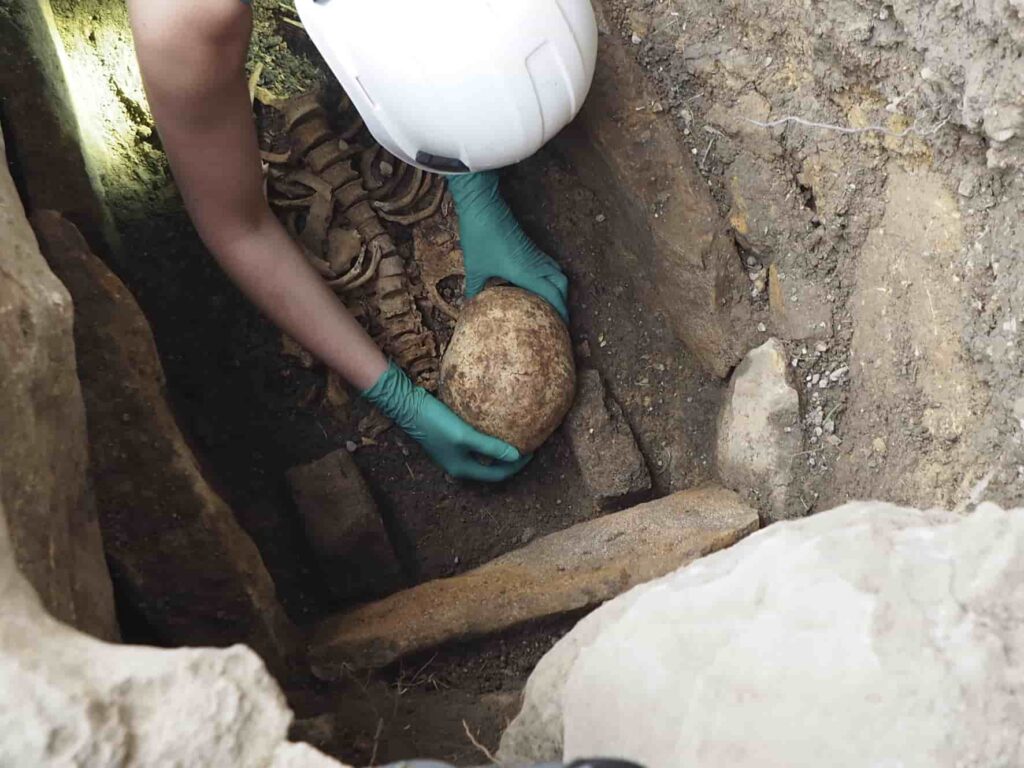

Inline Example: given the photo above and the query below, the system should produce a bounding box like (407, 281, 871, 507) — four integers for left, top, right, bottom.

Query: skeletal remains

(257, 89, 460, 391)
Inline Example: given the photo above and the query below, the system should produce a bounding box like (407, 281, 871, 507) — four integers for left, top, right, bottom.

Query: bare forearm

(128, 0, 385, 391)
(213, 212, 386, 390)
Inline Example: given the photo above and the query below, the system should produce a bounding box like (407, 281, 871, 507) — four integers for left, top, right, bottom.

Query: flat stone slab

(567, 369, 651, 509)
(309, 487, 758, 676)
(0, 132, 117, 642)
(285, 449, 402, 600)
(556, 7, 761, 377)
(32, 211, 298, 668)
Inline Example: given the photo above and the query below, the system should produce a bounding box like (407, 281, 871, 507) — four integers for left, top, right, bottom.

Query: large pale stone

(0, 125, 117, 640)
(31, 211, 298, 668)
(716, 338, 801, 522)
(500, 501, 1024, 768)
(0, 495, 347, 768)
(557, 6, 761, 377)
(310, 487, 758, 676)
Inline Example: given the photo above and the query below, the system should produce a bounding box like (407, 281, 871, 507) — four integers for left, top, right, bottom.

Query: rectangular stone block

(568, 369, 651, 510)
(285, 449, 403, 600)
(309, 487, 759, 676)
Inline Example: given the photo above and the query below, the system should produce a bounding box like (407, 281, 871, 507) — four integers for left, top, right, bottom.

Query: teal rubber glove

(448, 170, 569, 323)
(363, 362, 532, 482)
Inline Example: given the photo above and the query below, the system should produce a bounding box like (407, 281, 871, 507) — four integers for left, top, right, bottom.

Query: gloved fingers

(463, 269, 488, 300)
(517, 274, 569, 324)
(462, 429, 522, 463)
(511, 238, 564, 275)
(545, 271, 570, 301)
(456, 452, 533, 482)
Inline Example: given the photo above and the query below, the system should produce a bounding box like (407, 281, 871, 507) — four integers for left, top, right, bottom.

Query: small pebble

(631, 33, 643, 44)
(757, 322, 767, 332)
(595, 213, 607, 223)
(872, 437, 888, 454)
(829, 366, 849, 382)
(345, 440, 358, 452)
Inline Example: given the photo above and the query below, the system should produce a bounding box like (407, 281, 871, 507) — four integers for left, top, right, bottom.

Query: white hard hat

(294, 0, 598, 174)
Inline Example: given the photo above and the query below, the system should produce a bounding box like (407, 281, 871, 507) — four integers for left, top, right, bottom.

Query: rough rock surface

(567, 369, 651, 509)
(310, 487, 758, 675)
(500, 501, 1024, 768)
(0, 0, 118, 252)
(826, 169, 986, 509)
(31, 211, 298, 668)
(285, 449, 402, 600)
(0, 126, 117, 641)
(716, 339, 802, 522)
(440, 286, 575, 453)
(557, 8, 761, 378)
(0, 496, 347, 768)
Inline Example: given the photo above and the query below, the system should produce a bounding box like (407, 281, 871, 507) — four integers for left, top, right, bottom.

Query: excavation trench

(1, 0, 1022, 764)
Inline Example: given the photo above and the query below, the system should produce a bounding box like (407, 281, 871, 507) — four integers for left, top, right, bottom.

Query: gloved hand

(363, 362, 532, 482)
(448, 170, 569, 323)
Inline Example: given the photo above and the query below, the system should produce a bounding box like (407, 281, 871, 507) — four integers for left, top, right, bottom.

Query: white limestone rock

(716, 338, 801, 522)
(500, 501, 1024, 768)
(0, 500, 349, 768)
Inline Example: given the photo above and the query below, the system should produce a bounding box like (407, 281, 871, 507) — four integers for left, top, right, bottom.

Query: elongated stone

(309, 486, 758, 676)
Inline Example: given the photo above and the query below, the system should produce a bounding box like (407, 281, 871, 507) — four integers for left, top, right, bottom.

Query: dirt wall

(606, 0, 1023, 507)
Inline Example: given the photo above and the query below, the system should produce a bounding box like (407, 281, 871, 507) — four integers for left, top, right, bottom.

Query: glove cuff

(447, 169, 500, 209)
(361, 361, 421, 431)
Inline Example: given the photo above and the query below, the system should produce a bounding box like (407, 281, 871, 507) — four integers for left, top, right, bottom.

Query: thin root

(462, 720, 500, 766)
(743, 115, 950, 138)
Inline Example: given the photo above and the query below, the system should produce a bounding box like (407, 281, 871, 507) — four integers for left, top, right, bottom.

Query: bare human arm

(126, 0, 530, 481)
(126, 0, 387, 390)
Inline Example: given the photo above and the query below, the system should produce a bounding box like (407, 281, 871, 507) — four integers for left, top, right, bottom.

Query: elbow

(197, 204, 277, 260)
